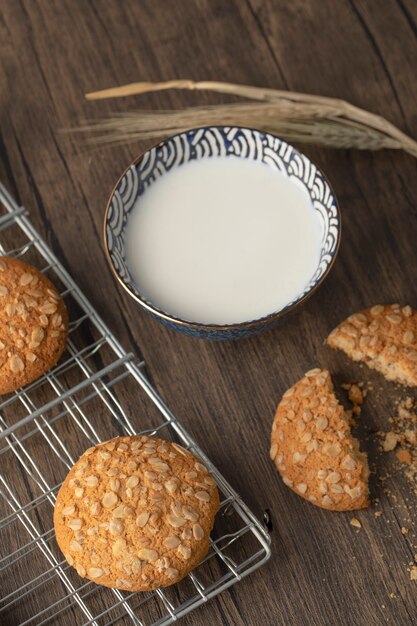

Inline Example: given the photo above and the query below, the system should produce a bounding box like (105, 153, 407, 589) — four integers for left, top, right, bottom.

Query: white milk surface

(126, 157, 322, 324)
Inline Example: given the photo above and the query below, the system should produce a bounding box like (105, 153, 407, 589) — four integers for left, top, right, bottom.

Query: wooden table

(1, 1, 416, 624)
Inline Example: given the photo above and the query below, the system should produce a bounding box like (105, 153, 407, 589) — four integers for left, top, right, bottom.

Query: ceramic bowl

(104, 126, 341, 339)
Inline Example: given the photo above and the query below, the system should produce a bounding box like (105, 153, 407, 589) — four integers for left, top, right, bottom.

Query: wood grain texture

(0, 0, 416, 624)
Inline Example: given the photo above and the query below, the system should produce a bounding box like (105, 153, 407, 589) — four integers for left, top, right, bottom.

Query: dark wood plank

(0, 0, 416, 624)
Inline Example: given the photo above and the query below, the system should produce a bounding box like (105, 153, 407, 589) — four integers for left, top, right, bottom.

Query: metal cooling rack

(0, 182, 270, 626)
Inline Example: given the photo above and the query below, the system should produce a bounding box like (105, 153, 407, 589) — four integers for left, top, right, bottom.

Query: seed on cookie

(9, 355, 24, 373)
(195, 491, 210, 502)
(269, 443, 278, 459)
(109, 519, 124, 536)
(85, 475, 98, 487)
(322, 442, 341, 457)
(88, 567, 103, 578)
(67, 518, 83, 530)
(138, 548, 159, 562)
(326, 472, 341, 484)
(170, 501, 183, 517)
(192, 524, 204, 540)
(182, 505, 199, 521)
(167, 514, 186, 528)
(341, 455, 356, 470)
(102, 492, 118, 508)
(150, 510, 161, 525)
(62, 505, 76, 516)
(126, 476, 139, 488)
(296, 483, 307, 494)
(316, 416, 328, 430)
(164, 536, 181, 549)
(164, 478, 180, 494)
(39, 302, 57, 314)
(293, 452, 306, 464)
(168, 443, 183, 456)
(90, 502, 101, 516)
(177, 545, 192, 559)
(109, 478, 120, 492)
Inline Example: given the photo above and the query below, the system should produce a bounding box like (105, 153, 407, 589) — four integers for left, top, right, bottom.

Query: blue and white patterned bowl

(104, 126, 341, 339)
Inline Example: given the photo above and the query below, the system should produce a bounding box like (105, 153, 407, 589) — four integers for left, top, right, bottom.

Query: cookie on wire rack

(327, 304, 417, 387)
(54, 435, 220, 591)
(0, 256, 68, 393)
(270, 368, 369, 511)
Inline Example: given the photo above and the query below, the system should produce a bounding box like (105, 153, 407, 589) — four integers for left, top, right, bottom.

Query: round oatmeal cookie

(270, 368, 369, 511)
(0, 256, 68, 393)
(327, 304, 417, 387)
(54, 435, 220, 591)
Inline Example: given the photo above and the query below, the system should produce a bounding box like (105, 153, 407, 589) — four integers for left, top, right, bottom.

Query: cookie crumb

(401, 527, 409, 536)
(410, 566, 417, 581)
(383, 432, 399, 452)
(348, 384, 364, 406)
(396, 449, 412, 464)
(350, 517, 362, 529)
(341, 382, 365, 417)
(374, 511, 382, 517)
(405, 430, 416, 445)
(381, 398, 417, 486)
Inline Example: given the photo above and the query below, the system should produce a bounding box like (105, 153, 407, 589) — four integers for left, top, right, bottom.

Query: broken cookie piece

(327, 304, 417, 387)
(270, 368, 369, 511)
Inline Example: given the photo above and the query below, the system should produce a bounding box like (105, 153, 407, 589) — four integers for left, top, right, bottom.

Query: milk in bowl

(105, 127, 341, 338)
(126, 157, 322, 325)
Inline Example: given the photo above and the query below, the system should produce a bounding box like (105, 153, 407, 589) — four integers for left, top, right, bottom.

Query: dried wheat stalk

(74, 79, 417, 156)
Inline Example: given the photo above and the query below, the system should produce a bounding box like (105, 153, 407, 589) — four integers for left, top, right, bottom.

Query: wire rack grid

(0, 181, 271, 626)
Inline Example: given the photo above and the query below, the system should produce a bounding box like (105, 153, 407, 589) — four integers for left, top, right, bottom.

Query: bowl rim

(103, 125, 342, 331)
